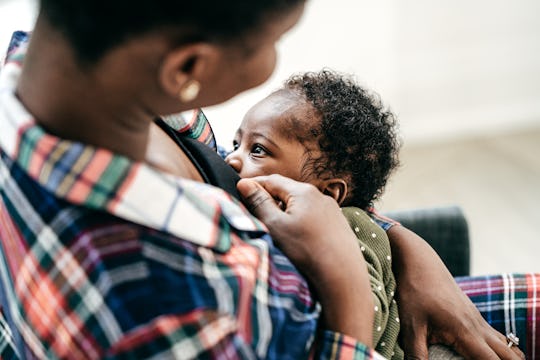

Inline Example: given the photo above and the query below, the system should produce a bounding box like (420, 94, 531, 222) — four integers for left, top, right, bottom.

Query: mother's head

(34, 0, 305, 114)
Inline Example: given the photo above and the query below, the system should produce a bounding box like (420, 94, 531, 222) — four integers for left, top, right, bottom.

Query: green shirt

(342, 207, 404, 360)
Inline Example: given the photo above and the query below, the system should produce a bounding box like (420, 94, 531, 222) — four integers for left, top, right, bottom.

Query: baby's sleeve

(341, 207, 403, 359)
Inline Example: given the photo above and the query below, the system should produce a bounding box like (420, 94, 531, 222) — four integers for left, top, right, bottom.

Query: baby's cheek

(245, 163, 282, 179)
(239, 167, 263, 179)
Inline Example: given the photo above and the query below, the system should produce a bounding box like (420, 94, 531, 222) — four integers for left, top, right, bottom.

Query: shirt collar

(0, 51, 267, 252)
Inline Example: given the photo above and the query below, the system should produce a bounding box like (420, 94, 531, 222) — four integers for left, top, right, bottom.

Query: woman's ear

(158, 43, 219, 100)
(321, 178, 348, 206)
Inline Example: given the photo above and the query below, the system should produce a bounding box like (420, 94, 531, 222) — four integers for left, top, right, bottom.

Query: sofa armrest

(383, 205, 470, 277)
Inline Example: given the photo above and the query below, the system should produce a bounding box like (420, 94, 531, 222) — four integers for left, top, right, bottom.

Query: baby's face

(225, 90, 320, 183)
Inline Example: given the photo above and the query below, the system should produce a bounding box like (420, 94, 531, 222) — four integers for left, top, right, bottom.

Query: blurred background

(1, 0, 539, 275)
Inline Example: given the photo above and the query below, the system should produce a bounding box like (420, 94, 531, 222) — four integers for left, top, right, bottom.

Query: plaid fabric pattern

(163, 110, 217, 151)
(3, 31, 29, 66)
(313, 332, 377, 359)
(0, 312, 18, 359)
(0, 39, 383, 359)
(456, 273, 540, 359)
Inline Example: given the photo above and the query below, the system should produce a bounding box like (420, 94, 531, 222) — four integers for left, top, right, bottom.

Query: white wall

(206, 0, 401, 147)
(2, 0, 539, 147)
(206, 0, 540, 147)
(391, 0, 540, 143)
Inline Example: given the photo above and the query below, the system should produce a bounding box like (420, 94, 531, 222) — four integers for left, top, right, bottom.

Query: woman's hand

(237, 175, 374, 346)
(388, 225, 525, 360)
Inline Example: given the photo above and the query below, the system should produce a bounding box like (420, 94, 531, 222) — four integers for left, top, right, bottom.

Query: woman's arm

(387, 225, 524, 359)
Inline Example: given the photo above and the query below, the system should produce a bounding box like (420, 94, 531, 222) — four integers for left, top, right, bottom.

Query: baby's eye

(251, 144, 268, 156)
(232, 140, 240, 151)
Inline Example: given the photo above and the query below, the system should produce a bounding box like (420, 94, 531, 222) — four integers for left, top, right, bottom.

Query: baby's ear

(321, 179, 348, 205)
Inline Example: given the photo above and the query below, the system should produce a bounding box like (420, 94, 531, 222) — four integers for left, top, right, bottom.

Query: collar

(0, 49, 266, 253)
(162, 110, 217, 152)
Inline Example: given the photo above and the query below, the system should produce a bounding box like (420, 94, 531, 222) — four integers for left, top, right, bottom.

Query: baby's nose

(225, 153, 242, 174)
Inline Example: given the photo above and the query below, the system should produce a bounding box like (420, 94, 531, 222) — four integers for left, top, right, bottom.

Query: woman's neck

(16, 19, 157, 161)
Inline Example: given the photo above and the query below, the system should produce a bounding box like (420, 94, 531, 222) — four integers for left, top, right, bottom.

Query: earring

(178, 79, 201, 103)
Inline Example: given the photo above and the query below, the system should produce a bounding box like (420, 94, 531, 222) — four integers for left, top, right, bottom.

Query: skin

(226, 90, 317, 180)
(226, 90, 349, 204)
(388, 226, 525, 359)
(15, 2, 375, 348)
(226, 89, 374, 345)
(229, 90, 525, 359)
(238, 178, 525, 359)
(17, 5, 305, 165)
(237, 175, 374, 345)
(15, 3, 525, 357)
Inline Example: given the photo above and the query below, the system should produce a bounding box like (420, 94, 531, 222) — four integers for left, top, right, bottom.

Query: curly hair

(39, 0, 305, 64)
(284, 69, 401, 209)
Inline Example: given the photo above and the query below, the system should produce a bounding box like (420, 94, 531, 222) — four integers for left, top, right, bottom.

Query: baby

(225, 69, 402, 359)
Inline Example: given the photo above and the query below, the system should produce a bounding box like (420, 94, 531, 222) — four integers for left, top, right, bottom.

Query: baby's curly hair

(284, 69, 401, 209)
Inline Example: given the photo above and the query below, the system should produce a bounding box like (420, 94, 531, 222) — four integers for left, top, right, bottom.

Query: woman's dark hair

(285, 69, 401, 209)
(39, 0, 304, 64)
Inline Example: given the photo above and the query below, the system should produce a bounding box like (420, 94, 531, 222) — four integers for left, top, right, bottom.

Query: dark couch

(384, 205, 470, 277)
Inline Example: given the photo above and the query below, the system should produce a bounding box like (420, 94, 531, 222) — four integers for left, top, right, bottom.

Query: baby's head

(226, 69, 400, 209)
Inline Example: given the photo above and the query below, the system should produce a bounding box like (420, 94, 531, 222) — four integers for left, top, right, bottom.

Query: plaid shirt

(455, 273, 540, 359)
(0, 39, 384, 359)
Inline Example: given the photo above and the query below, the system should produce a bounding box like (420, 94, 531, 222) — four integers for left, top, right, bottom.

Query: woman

(0, 1, 528, 360)
(0, 1, 378, 358)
